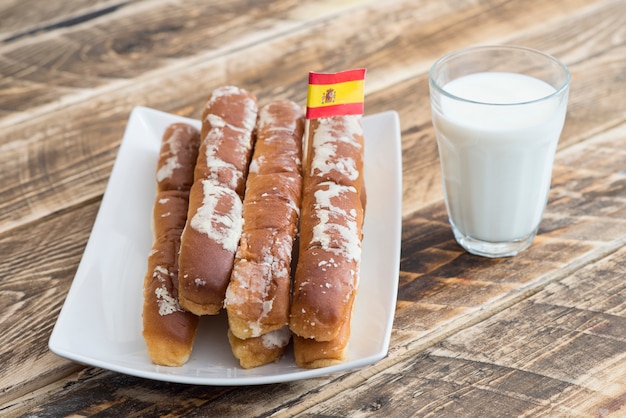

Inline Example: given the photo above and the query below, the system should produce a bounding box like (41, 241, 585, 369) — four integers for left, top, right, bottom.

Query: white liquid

(432, 72, 567, 242)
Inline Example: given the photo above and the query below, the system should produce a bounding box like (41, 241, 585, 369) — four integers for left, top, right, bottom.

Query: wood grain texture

(0, 0, 131, 42)
(1, 0, 625, 416)
(295, 246, 626, 417)
(0, 201, 98, 408)
(1, 0, 624, 237)
(3, 124, 624, 416)
(0, 0, 374, 121)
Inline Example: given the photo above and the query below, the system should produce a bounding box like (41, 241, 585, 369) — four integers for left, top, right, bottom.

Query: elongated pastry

(227, 326, 291, 369)
(225, 99, 304, 339)
(142, 123, 201, 366)
(292, 311, 352, 369)
(289, 115, 365, 366)
(224, 100, 304, 367)
(178, 86, 258, 315)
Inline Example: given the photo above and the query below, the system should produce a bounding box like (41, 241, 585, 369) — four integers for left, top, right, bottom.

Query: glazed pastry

(142, 123, 201, 366)
(227, 326, 291, 369)
(292, 312, 352, 369)
(178, 86, 258, 315)
(289, 115, 365, 366)
(225, 99, 304, 339)
(224, 99, 304, 368)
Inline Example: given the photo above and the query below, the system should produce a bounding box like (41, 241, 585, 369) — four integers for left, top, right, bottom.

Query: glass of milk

(429, 45, 570, 257)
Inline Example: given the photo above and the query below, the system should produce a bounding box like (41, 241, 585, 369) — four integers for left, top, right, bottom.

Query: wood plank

(396, 121, 626, 339)
(2, 0, 625, 414)
(1, 125, 623, 415)
(0, 201, 98, 406)
(2, 0, 616, 126)
(26, 237, 621, 418)
(295, 246, 626, 417)
(6, 367, 330, 417)
(0, 0, 130, 42)
(1, 0, 623, 237)
(0, 0, 375, 121)
(273, 121, 626, 416)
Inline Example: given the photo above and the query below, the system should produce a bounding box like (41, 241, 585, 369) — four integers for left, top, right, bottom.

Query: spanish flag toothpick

(306, 68, 366, 119)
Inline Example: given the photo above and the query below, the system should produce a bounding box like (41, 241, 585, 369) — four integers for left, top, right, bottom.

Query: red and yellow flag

(306, 68, 366, 119)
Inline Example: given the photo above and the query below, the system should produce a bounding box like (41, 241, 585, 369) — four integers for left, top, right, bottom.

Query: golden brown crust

(142, 122, 200, 367)
(289, 247, 359, 341)
(225, 100, 304, 341)
(293, 310, 352, 369)
(289, 115, 365, 344)
(156, 123, 201, 192)
(142, 231, 200, 366)
(178, 184, 243, 315)
(152, 190, 190, 239)
(178, 86, 258, 316)
(227, 327, 291, 369)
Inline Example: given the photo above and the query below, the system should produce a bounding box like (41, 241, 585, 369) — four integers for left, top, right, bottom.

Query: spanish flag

(306, 68, 366, 119)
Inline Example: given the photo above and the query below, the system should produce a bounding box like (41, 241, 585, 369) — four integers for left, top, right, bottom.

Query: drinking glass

(429, 45, 570, 257)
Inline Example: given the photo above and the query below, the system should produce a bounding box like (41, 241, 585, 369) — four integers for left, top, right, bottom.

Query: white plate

(49, 106, 402, 385)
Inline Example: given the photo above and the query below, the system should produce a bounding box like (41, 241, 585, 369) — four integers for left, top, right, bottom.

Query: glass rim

(429, 45, 571, 107)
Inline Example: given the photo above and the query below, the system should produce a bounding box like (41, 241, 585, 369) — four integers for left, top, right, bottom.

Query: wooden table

(2, 0, 625, 416)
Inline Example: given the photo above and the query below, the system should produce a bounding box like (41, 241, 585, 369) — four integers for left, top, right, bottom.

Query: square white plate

(49, 106, 402, 385)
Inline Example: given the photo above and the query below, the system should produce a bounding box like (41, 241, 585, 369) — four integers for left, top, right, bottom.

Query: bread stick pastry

(142, 123, 201, 366)
(155, 123, 202, 193)
(227, 326, 291, 369)
(178, 86, 258, 315)
(225, 99, 304, 341)
(290, 115, 365, 352)
(293, 312, 352, 369)
(223, 100, 303, 368)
